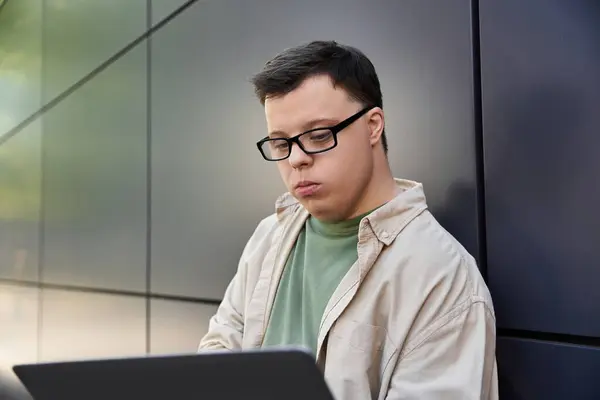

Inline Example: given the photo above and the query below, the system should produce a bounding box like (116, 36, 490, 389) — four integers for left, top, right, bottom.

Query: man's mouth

(293, 181, 321, 197)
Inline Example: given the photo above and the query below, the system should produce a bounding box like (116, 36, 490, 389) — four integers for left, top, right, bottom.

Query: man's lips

(293, 181, 321, 197)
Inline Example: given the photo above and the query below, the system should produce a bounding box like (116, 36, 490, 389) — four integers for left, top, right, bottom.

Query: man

(199, 40, 498, 400)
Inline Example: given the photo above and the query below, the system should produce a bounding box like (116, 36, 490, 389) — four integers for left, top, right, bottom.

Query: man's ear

(367, 107, 385, 146)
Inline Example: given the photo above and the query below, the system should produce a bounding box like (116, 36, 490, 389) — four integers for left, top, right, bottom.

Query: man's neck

(348, 168, 397, 220)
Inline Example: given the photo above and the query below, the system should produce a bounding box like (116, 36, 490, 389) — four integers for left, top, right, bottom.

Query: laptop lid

(13, 348, 335, 400)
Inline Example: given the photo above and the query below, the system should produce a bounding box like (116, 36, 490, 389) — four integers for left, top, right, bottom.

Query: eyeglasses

(256, 106, 374, 161)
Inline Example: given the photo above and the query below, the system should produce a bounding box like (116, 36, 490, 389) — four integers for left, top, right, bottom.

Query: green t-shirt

(262, 211, 368, 355)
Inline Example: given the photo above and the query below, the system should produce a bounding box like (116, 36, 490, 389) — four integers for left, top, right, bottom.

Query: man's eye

(309, 131, 333, 141)
(269, 141, 288, 150)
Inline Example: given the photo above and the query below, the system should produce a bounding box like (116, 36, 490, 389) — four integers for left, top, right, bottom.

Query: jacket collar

(274, 178, 428, 245)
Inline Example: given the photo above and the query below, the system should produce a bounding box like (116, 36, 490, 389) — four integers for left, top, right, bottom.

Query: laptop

(13, 348, 335, 400)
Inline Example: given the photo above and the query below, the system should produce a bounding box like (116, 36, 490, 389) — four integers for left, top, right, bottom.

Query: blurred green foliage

(0, 0, 41, 221)
(0, 0, 148, 222)
(0, 0, 41, 74)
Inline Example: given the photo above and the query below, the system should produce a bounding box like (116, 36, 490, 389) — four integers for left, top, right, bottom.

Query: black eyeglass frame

(256, 106, 375, 161)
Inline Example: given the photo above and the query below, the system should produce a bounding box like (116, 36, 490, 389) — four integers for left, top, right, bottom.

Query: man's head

(252, 40, 389, 221)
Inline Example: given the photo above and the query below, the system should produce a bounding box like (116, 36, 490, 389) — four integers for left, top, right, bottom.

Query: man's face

(264, 75, 378, 221)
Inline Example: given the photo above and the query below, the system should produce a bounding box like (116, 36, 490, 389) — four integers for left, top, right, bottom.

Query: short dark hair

(251, 40, 387, 153)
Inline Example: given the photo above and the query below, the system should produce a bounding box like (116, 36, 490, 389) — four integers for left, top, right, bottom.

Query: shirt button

(381, 231, 389, 239)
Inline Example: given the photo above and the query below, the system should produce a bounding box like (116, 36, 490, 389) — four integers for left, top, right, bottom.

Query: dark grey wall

(149, 0, 480, 300)
(480, 0, 600, 398)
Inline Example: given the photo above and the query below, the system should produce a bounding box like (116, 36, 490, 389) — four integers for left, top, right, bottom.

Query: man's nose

(287, 143, 312, 169)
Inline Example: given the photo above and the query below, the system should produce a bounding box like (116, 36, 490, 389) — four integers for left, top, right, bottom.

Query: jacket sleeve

(385, 299, 498, 400)
(197, 214, 278, 351)
(197, 263, 247, 351)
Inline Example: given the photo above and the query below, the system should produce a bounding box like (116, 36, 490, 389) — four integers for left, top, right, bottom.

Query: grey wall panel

(480, 0, 600, 335)
(42, 46, 147, 292)
(151, 0, 479, 299)
(497, 337, 600, 399)
(39, 289, 146, 362)
(43, 0, 147, 102)
(0, 122, 40, 281)
(150, 299, 217, 354)
(0, 284, 38, 366)
(0, 0, 41, 135)
(0, 284, 38, 400)
(151, 0, 188, 25)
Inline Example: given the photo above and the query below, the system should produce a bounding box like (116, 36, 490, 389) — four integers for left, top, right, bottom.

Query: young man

(199, 40, 498, 399)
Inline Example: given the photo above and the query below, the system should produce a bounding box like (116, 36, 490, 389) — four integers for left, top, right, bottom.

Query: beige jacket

(199, 179, 498, 400)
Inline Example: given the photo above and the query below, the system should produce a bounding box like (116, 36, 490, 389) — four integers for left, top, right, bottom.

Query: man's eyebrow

(268, 130, 287, 138)
(268, 117, 340, 138)
(303, 117, 340, 129)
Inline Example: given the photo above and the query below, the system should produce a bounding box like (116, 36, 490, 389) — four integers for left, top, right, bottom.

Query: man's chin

(299, 198, 321, 214)
(301, 201, 341, 222)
